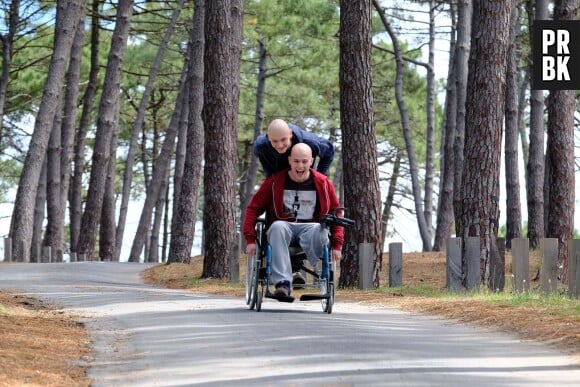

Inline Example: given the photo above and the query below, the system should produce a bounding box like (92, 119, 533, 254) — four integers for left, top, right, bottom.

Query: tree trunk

(128, 65, 189, 262)
(9, 0, 84, 262)
(459, 0, 513, 282)
(433, 4, 457, 252)
(340, 0, 381, 288)
(77, 0, 133, 260)
(167, 0, 205, 264)
(504, 5, 522, 249)
(0, 0, 21, 144)
(545, 0, 578, 282)
(70, 0, 100, 252)
(116, 0, 185, 260)
(201, 0, 244, 278)
(422, 0, 437, 250)
(526, 0, 548, 249)
(452, 0, 472, 236)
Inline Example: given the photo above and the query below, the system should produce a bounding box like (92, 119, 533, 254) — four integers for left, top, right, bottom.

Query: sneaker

(293, 272, 306, 289)
(274, 280, 291, 296)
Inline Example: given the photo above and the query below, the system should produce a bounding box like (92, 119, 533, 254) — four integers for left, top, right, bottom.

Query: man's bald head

(267, 119, 292, 137)
(266, 119, 293, 154)
(290, 143, 313, 159)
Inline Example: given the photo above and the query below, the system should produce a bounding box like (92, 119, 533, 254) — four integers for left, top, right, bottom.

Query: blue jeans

(266, 221, 329, 285)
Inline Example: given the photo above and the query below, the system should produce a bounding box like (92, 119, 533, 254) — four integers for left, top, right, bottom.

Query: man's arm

(315, 138, 334, 175)
(253, 136, 274, 177)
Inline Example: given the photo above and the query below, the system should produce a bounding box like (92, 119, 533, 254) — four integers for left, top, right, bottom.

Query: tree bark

(526, 0, 548, 249)
(70, 0, 100, 252)
(9, 0, 84, 262)
(504, 5, 522, 249)
(545, 0, 578, 282)
(459, 0, 513, 282)
(201, 0, 244, 278)
(167, 0, 205, 264)
(340, 0, 382, 287)
(77, 0, 133, 260)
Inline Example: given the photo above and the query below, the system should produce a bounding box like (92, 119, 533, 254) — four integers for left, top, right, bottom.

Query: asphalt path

(0, 262, 578, 386)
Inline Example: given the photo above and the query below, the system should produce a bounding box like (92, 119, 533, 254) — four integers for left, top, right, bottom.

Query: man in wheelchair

(242, 143, 345, 297)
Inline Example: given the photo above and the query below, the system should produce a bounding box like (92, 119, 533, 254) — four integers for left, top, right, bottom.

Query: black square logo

(532, 21, 580, 90)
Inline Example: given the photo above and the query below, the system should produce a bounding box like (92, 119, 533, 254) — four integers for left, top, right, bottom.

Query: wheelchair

(245, 209, 354, 314)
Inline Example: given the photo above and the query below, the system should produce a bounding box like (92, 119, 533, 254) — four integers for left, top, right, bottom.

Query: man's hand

(331, 249, 342, 262)
(246, 243, 257, 257)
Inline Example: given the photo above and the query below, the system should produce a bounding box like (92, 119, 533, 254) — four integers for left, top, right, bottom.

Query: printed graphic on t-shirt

(283, 189, 316, 220)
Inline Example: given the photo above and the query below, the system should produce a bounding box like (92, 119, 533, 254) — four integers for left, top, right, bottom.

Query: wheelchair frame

(245, 210, 354, 314)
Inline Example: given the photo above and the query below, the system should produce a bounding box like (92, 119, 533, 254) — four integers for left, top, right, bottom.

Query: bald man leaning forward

(253, 119, 335, 177)
(242, 143, 345, 297)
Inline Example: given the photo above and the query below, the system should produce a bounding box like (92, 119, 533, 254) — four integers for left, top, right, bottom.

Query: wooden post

(4, 238, 12, 263)
(465, 237, 480, 291)
(79, 253, 86, 262)
(19, 240, 25, 263)
(540, 238, 558, 295)
(70, 252, 77, 263)
(56, 250, 63, 263)
(446, 237, 462, 292)
(568, 239, 580, 298)
(511, 237, 530, 293)
(358, 242, 374, 289)
(488, 237, 505, 292)
(388, 242, 403, 288)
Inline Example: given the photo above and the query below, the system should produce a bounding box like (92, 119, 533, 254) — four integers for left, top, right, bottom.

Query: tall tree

(167, 0, 205, 264)
(452, 0, 472, 238)
(0, 0, 21, 144)
(458, 0, 513, 281)
(9, 0, 84, 262)
(526, 0, 548, 249)
(70, 0, 100, 252)
(76, 0, 134, 260)
(504, 4, 523, 249)
(545, 0, 577, 281)
(433, 4, 457, 251)
(340, 0, 381, 287)
(43, 11, 86, 261)
(116, 0, 185, 260)
(201, 0, 243, 277)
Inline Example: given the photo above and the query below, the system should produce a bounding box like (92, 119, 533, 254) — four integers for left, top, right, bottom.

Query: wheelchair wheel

(245, 257, 259, 310)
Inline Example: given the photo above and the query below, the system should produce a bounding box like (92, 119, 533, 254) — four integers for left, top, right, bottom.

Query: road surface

(0, 262, 578, 386)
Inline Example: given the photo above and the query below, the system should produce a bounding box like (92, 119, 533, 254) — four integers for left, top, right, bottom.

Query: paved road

(0, 262, 578, 386)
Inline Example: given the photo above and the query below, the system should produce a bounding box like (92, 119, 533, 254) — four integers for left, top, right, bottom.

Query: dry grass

(0, 251, 578, 387)
(0, 292, 92, 387)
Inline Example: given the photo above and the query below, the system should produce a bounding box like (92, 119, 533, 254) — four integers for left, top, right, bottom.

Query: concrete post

(488, 237, 505, 292)
(388, 242, 403, 288)
(358, 243, 374, 289)
(511, 238, 530, 293)
(230, 231, 241, 283)
(446, 237, 462, 292)
(42, 246, 51, 263)
(568, 239, 580, 298)
(4, 238, 12, 263)
(540, 238, 558, 295)
(465, 237, 480, 291)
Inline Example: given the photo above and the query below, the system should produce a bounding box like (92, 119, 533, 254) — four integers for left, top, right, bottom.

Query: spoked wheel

(320, 279, 334, 314)
(245, 257, 259, 310)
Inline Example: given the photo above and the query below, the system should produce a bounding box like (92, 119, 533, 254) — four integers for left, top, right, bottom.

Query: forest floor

(1, 251, 578, 386)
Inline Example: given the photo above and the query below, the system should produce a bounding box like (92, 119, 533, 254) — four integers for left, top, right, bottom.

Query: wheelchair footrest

(265, 292, 295, 303)
(299, 293, 330, 301)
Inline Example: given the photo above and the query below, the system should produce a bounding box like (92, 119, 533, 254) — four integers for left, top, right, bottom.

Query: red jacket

(242, 169, 345, 250)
